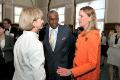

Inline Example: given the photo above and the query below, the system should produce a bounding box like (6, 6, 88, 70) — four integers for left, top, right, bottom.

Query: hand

(57, 67, 71, 76)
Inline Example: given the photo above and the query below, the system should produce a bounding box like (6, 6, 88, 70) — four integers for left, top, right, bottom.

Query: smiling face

(78, 10, 91, 29)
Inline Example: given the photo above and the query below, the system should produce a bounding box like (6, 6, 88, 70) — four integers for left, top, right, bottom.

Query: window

(14, 6, 23, 23)
(76, 0, 105, 33)
(0, 4, 2, 22)
(51, 7, 65, 25)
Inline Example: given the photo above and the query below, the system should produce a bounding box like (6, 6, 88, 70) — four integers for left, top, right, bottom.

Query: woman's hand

(57, 67, 71, 76)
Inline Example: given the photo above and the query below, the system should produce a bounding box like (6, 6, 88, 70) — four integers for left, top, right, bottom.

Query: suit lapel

(45, 25, 63, 52)
(45, 26, 53, 51)
(4, 36, 8, 48)
(54, 26, 62, 52)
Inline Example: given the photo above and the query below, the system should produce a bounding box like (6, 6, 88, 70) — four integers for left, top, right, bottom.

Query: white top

(0, 39, 5, 57)
(13, 31, 46, 80)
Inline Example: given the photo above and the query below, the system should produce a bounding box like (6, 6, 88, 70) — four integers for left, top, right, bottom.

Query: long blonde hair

(80, 6, 98, 31)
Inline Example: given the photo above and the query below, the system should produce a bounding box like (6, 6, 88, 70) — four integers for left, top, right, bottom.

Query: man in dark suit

(3, 18, 17, 42)
(43, 10, 71, 80)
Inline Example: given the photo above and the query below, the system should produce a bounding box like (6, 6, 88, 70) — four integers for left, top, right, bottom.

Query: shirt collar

(23, 31, 39, 38)
(49, 25, 59, 32)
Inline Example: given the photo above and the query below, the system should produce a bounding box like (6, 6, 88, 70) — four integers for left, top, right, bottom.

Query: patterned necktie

(49, 29, 55, 51)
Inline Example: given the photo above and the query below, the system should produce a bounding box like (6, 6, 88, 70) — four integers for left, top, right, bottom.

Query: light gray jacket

(107, 33, 120, 67)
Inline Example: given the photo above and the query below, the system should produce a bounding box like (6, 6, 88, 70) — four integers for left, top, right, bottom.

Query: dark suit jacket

(5, 26, 18, 42)
(10, 26, 18, 42)
(43, 25, 71, 80)
(2, 35, 14, 62)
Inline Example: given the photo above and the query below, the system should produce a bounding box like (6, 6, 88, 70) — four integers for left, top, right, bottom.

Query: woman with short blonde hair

(13, 7, 46, 80)
(19, 7, 43, 31)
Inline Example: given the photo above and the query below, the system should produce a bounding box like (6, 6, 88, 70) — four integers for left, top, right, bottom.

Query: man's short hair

(3, 18, 12, 24)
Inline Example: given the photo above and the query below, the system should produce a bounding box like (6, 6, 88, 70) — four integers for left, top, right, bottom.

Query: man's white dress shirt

(5, 26, 14, 37)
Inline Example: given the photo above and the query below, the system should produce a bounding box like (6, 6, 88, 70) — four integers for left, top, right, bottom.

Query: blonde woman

(13, 7, 46, 80)
(57, 6, 100, 80)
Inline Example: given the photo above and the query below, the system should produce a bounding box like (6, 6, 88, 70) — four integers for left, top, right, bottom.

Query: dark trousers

(0, 61, 14, 80)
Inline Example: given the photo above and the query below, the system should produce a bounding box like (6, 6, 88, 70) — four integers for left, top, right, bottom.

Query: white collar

(23, 31, 39, 38)
(49, 25, 59, 32)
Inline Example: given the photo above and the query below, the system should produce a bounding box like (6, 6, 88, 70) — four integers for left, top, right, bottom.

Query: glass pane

(14, 6, 23, 23)
(89, 0, 105, 9)
(96, 9, 105, 19)
(14, 15, 20, 23)
(57, 7, 65, 14)
(97, 21, 104, 34)
(76, 2, 89, 9)
(76, 2, 89, 21)
(14, 7, 23, 15)
(59, 15, 64, 25)
(51, 7, 65, 25)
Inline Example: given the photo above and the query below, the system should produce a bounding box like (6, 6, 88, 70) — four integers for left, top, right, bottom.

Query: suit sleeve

(71, 32, 100, 77)
(2, 36, 14, 51)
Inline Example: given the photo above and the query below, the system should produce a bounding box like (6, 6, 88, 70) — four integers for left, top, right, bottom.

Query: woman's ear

(32, 21, 36, 27)
(88, 16, 92, 22)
